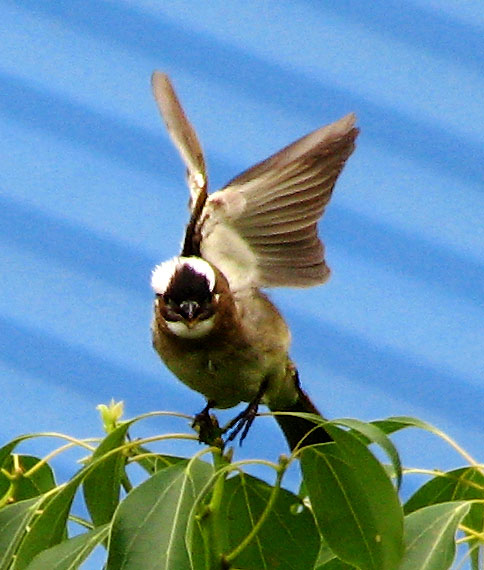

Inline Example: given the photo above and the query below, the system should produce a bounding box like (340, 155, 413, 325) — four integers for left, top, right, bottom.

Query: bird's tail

(271, 385, 332, 451)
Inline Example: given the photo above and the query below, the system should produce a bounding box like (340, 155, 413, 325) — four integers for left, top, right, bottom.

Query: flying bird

(150, 72, 359, 450)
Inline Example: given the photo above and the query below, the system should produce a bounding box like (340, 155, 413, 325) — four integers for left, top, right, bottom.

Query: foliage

(0, 402, 482, 569)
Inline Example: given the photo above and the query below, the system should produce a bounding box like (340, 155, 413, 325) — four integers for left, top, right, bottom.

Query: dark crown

(164, 264, 212, 304)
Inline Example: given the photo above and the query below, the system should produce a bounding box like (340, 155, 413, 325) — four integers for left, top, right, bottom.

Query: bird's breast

(152, 287, 291, 408)
(153, 331, 280, 407)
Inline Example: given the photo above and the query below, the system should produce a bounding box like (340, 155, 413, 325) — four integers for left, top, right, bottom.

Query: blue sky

(0, 1, 483, 566)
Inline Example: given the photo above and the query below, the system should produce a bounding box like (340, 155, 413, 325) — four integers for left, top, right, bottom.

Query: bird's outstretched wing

(151, 72, 207, 209)
(152, 72, 358, 290)
(152, 72, 210, 257)
(198, 114, 359, 290)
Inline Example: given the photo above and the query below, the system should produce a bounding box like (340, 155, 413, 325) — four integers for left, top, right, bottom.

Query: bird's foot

(223, 379, 268, 445)
(192, 400, 224, 449)
(194, 379, 268, 448)
(223, 400, 260, 445)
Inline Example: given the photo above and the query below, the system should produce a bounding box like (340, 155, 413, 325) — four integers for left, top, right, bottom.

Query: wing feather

(151, 72, 207, 207)
(198, 113, 358, 289)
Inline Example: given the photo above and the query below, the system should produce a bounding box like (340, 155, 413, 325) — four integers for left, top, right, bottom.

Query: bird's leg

(192, 400, 224, 448)
(224, 379, 269, 445)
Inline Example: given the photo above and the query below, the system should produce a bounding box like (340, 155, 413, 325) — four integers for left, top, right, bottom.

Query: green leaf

(185, 481, 214, 570)
(316, 559, 356, 569)
(469, 543, 482, 570)
(405, 467, 484, 513)
(314, 538, 358, 568)
(0, 496, 45, 570)
(336, 418, 403, 489)
(372, 416, 445, 438)
(0, 472, 10, 503)
(83, 422, 131, 526)
(405, 467, 484, 570)
(0, 438, 58, 504)
(25, 524, 109, 570)
(0, 438, 28, 468)
(131, 448, 187, 475)
(301, 426, 404, 570)
(12, 467, 89, 569)
(464, 503, 484, 570)
(106, 458, 213, 569)
(1, 456, 56, 502)
(399, 501, 470, 570)
(218, 472, 320, 570)
(314, 538, 337, 567)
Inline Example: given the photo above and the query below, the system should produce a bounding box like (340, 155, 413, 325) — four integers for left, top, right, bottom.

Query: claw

(224, 401, 259, 445)
(223, 378, 269, 445)
(192, 400, 224, 448)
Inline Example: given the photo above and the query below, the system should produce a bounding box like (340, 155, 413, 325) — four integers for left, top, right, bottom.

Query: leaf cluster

(0, 409, 482, 569)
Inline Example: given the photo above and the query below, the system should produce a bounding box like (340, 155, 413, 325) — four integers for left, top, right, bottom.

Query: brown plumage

(150, 72, 358, 450)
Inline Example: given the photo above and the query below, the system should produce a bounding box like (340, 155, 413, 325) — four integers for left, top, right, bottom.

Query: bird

(150, 72, 359, 451)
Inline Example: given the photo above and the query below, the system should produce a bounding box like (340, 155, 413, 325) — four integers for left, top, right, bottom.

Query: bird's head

(151, 256, 224, 339)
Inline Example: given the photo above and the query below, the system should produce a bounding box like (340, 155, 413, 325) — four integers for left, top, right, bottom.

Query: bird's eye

(197, 300, 214, 320)
(161, 297, 183, 321)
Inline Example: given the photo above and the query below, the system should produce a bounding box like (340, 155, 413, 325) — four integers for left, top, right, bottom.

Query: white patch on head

(166, 315, 215, 339)
(151, 256, 216, 295)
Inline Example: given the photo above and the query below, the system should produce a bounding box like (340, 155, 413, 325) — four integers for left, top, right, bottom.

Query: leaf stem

(68, 514, 95, 530)
(205, 448, 227, 568)
(0, 482, 15, 508)
(434, 429, 482, 471)
(22, 441, 80, 478)
(458, 523, 484, 542)
(223, 459, 286, 565)
(404, 468, 484, 492)
(18, 432, 98, 451)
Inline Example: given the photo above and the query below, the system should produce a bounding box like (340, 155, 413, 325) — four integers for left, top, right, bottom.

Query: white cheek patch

(166, 316, 215, 339)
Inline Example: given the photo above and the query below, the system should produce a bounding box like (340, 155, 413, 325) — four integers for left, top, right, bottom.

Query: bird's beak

(179, 300, 199, 322)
